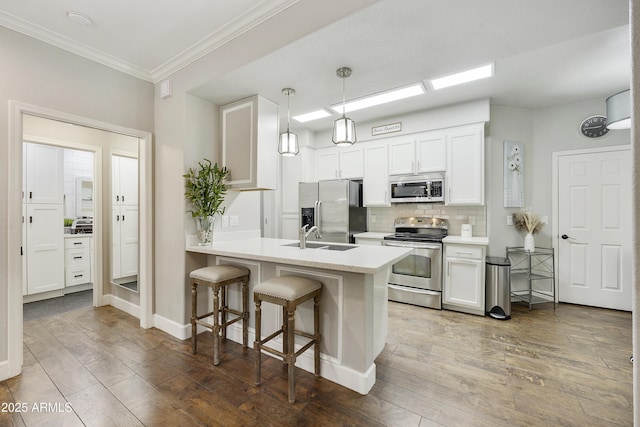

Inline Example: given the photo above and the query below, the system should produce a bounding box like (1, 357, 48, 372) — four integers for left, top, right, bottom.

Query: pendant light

(279, 88, 299, 156)
(606, 89, 631, 130)
(332, 67, 357, 146)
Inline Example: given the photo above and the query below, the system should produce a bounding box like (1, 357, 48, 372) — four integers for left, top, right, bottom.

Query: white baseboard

(105, 294, 140, 319)
(153, 313, 191, 340)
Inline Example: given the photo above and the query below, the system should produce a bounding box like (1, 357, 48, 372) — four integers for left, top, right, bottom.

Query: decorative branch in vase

(183, 159, 229, 245)
(512, 208, 544, 253)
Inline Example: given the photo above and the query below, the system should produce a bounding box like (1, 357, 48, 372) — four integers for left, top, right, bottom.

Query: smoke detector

(66, 11, 93, 27)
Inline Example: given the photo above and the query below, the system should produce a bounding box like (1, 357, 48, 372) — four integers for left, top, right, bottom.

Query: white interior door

(557, 148, 631, 310)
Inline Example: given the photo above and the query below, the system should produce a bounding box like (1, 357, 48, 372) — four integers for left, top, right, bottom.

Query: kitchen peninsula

(186, 237, 411, 394)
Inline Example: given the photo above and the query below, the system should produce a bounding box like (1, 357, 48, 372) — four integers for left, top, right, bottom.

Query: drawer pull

(74, 274, 84, 278)
(74, 242, 82, 245)
(455, 251, 474, 256)
(73, 256, 83, 260)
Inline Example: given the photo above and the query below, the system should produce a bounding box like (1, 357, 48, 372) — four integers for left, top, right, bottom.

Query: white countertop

(186, 237, 412, 274)
(353, 232, 392, 240)
(443, 235, 489, 246)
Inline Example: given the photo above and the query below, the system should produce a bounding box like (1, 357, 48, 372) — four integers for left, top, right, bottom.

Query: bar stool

(253, 275, 322, 404)
(190, 265, 250, 365)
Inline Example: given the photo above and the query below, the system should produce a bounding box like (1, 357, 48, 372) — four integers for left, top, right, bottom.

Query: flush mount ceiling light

(430, 64, 494, 90)
(330, 82, 425, 114)
(332, 67, 357, 147)
(278, 88, 299, 157)
(66, 11, 94, 27)
(606, 89, 631, 130)
(292, 109, 331, 123)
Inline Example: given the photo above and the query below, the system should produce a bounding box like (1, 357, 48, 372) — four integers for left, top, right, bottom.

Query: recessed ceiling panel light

(66, 11, 94, 27)
(292, 109, 331, 123)
(430, 64, 494, 90)
(330, 83, 425, 114)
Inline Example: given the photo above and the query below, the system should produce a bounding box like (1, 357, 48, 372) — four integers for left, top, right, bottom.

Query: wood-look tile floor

(0, 301, 632, 426)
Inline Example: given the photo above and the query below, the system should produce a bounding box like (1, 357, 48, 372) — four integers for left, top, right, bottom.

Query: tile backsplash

(368, 204, 487, 236)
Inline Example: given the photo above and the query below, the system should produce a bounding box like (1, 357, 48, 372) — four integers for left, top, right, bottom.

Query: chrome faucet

(299, 224, 319, 249)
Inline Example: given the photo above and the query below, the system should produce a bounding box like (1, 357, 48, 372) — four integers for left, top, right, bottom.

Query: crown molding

(151, 0, 300, 82)
(0, 0, 300, 84)
(0, 10, 153, 82)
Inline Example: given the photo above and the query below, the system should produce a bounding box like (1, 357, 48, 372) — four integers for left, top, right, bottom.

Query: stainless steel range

(383, 217, 448, 309)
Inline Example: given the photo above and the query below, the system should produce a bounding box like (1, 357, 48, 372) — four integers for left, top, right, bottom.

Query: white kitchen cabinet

(25, 204, 65, 294)
(316, 148, 339, 180)
(221, 95, 278, 190)
(388, 136, 416, 175)
(315, 145, 363, 180)
(24, 142, 64, 204)
(443, 243, 485, 315)
(415, 131, 447, 172)
(446, 123, 484, 205)
(363, 142, 390, 206)
(388, 131, 447, 176)
(65, 236, 91, 287)
(112, 154, 139, 281)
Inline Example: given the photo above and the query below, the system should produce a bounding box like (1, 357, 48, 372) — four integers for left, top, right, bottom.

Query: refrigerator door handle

(316, 200, 322, 239)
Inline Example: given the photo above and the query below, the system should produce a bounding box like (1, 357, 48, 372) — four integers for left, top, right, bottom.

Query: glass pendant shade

(333, 66, 357, 146)
(278, 129, 299, 156)
(332, 116, 357, 146)
(279, 87, 299, 156)
(606, 89, 631, 130)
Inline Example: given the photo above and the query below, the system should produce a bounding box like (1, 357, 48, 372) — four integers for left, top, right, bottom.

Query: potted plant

(183, 159, 229, 245)
(512, 208, 544, 252)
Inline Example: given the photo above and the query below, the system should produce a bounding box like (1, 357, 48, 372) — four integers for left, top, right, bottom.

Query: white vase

(195, 216, 214, 246)
(524, 232, 535, 253)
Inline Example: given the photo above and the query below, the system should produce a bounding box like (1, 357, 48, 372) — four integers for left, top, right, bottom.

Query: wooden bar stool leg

(221, 285, 227, 341)
(282, 305, 288, 358)
(314, 294, 321, 376)
(287, 306, 296, 404)
(254, 299, 262, 386)
(242, 277, 248, 348)
(212, 285, 221, 366)
(191, 281, 197, 354)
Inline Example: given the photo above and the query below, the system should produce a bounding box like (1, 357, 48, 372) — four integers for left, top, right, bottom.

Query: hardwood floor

(0, 301, 632, 426)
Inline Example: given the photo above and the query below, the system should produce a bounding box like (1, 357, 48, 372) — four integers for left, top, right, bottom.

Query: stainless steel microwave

(389, 173, 445, 203)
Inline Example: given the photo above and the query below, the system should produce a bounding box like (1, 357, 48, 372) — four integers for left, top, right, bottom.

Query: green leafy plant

(64, 218, 74, 227)
(183, 159, 230, 218)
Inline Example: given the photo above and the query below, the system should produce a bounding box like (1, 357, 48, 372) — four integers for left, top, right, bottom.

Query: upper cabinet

(23, 142, 63, 204)
(221, 95, 278, 190)
(315, 145, 364, 180)
(446, 123, 484, 206)
(388, 130, 447, 175)
(363, 142, 389, 206)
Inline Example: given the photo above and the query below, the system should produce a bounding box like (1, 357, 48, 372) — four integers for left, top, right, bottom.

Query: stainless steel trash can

(485, 257, 511, 320)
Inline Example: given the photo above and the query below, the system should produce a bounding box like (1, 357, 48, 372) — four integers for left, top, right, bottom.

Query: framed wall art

(504, 141, 524, 207)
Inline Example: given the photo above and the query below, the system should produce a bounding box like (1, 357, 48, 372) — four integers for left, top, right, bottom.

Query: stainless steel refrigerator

(299, 180, 367, 243)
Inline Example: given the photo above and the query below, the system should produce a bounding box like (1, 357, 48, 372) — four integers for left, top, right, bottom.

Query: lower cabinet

(25, 203, 65, 295)
(443, 243, 486, 315)
(64, 236, 92, 287)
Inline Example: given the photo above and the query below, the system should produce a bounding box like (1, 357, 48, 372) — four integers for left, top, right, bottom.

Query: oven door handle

(384, 241, 442, 250)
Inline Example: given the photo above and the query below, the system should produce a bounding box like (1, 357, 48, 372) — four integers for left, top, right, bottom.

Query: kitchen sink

(282, 242, 357, 251)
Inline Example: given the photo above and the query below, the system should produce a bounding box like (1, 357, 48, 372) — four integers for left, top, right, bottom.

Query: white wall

(0, 26, 153, 370)
(485, 101, 630, 257)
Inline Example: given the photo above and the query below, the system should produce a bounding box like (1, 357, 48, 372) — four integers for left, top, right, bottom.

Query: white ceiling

(0, 0, 631, 133)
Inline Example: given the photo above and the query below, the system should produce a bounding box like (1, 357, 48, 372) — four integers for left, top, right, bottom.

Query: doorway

(553, 145, 631, 311)
(6, 101, 153, 380)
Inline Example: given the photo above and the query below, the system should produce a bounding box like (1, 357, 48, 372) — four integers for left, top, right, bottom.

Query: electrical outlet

(507, 215, 513, 226)
(541, 216, 548, 225)
(221, 215, 229, 227)
(230, 215, 239, 226)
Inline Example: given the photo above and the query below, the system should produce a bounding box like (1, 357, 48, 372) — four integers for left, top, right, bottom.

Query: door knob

(561, 234, 573, 240)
